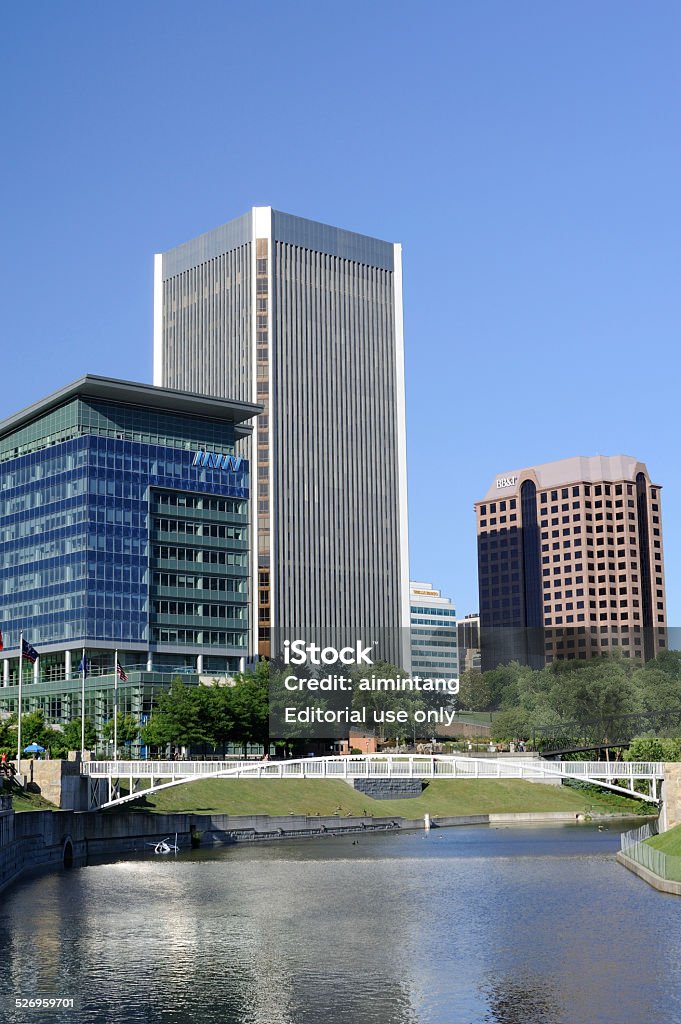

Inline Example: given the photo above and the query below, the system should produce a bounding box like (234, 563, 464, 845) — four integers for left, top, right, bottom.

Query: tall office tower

(409, 582, 458, 680)
(475, 456, 667, 668)
(154, 208, 410, 661)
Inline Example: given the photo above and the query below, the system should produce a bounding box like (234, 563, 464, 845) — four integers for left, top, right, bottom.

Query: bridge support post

(660, 764, 681, 832)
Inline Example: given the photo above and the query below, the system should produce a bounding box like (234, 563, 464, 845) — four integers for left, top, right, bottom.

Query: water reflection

(0, 825, 680, 1024)
(481, 973, 565, 1024)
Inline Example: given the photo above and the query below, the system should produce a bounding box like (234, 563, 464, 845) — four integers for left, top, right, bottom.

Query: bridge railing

(81, 755, 665, 780)
(551, 761, 661, 778)
(83, 760, 253, 777)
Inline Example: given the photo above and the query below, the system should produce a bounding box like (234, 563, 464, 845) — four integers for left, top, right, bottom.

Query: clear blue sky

(1, 1, 679, 623)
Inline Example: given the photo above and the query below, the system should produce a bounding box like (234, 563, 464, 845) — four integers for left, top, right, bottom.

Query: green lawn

(125, 777, 651, 818)
(647, 824, 681, 856)
(4, 786, 58, 812)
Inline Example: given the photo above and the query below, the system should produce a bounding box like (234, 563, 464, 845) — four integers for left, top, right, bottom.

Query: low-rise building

(409, 581, 458, 680)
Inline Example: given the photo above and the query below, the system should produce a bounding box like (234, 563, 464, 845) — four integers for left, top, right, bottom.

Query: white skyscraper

(154, 207, 410, 663)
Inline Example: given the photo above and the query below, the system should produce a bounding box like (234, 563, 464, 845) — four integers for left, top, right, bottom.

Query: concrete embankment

(0, 805, 196, 894)
(0, 799, 649, 896)
(0, 805, 404, 894)
(616, 851, 681, 895)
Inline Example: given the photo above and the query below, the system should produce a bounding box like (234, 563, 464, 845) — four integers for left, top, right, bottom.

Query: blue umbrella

(23, 743, 45, 754)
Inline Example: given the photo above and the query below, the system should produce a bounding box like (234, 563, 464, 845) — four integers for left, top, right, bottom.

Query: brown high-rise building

(475, 456, 667, 668)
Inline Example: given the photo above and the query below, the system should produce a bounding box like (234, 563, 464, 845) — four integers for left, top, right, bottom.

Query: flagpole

(81, 648, 86, 756)
(114, 650, 118, 761)
(17, 630, 23, 764)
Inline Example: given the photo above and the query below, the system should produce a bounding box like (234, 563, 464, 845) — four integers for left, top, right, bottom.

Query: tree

(457, 670, 493, 712)
(648, 649, 681, 681)
(492, 706, 533, 741)
(547, 660, 637, 725)
(19, 710, 52, 750)
(51, 717, 97, 757)
(631, 668, 681, 713)
(228, 663, 270, 753)
(268, 659, 332, 741)
(351, 661, 426, 741)
(206, 684, 236, 750)
(142, 677, 210, 750)
(102, 714, 139, 754)
(624, 735, 680, 763)
(0, 716, 13, 755)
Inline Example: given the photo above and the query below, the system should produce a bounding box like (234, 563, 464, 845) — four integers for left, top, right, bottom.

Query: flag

(78, 656, 89, 678)
(0, 630, 3, 652)
(22, 638, 39, 664)
(116, 662, 128, 682)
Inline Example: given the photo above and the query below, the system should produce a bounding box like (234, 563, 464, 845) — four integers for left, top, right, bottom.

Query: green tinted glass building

(0, 375, 259, 749)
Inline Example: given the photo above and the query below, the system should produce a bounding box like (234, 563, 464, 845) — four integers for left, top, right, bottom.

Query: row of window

(152, 572, 246, 593)
(154, 492, 246, 515)
(153, 545, 247, 567)
(3, 593, 147, 617)
(0, 508, 89, 543)
(481, 523, 641, 546)
(541, 511, 638, 530)
(479, 515, 517, 528)
(542, 575, 665, 593)
(152, 601, 247, 619)
(153, 518, 246, 540)
(479, 499, 518, 515)
(1, 563, 86, 593)
(544, 613, 665, 625)
(0, 481, 88, 516)
(3, 535, 152, 566)
(151, 628, 246, 647)
(410, 606, 457, 617)
(544, 624, 658, 636)
(411, 637, 458, 649)
(479, 482, 641, 518)
(546, 636, 641, 648)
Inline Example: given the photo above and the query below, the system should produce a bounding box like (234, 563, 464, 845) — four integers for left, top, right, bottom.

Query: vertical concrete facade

(155, 208, 410, 664)
(661, 763, 681, 832)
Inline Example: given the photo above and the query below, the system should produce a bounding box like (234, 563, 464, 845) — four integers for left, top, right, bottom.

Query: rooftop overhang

(0, 374, 261, 441)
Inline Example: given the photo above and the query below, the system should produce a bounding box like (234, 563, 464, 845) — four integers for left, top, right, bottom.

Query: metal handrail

(81, 754, 666, 780)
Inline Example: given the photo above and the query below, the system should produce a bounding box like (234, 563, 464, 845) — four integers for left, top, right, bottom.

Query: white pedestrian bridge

(80, 754, 665, 810)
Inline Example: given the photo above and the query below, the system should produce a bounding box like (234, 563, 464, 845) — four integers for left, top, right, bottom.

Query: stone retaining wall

(15, 758, 90, 810)
(0, 808, 404, 894)
(351, 778, 423, 800)
(0, 803, 656, 897)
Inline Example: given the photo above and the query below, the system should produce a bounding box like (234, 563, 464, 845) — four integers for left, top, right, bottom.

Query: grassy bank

(123, 778, 650, 818)
(647, 824, 681, 855)
(3, 786, 57, 812)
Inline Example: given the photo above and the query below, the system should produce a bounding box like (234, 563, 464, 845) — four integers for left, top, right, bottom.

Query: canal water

(0, 823, 678, 1024)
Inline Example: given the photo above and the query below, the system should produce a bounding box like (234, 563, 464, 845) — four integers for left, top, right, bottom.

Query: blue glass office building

(0, 376, 258, 739)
